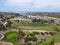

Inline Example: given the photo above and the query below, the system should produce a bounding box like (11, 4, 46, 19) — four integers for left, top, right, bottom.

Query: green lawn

(21, 26, 54, 31)
(24, 31, 31, 36)
(54, 32, 60, 43)
(3, 31, 19, 45)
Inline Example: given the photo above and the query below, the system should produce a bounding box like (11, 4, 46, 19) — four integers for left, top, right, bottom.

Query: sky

(0, 0, 60, 12)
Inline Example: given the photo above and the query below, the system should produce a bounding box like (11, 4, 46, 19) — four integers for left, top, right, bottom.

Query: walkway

(55, 43, 60, 45)
(0, 41, 13, 45)
(3, 29, 50, 34)
(0, 33, 4, 40)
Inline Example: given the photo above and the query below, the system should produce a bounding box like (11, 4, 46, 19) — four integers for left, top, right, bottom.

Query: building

(54, 20, 60, 25)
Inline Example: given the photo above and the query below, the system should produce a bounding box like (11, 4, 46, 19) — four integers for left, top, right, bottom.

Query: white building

(10, 17, 32, 22)
(27, 15, 42, 19)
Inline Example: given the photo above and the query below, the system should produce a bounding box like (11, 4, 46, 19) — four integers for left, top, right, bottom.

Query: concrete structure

(0, 33, 4, 40)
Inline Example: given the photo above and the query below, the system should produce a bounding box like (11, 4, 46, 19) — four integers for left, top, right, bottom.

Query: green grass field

(36, 36, 53, 45)
(11, 21, 60, 31)
(2, 21, 60, 45)
(54, 32, 60, 43)
(3, 31, 19, 45)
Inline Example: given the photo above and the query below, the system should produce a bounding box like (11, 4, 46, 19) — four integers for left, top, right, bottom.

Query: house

(27, 15, 42, 19)
(54, 20, 60, 25)
(10, 17, 32, 23)
(0, 21, 8, 27)
(3, 22, 8, 27)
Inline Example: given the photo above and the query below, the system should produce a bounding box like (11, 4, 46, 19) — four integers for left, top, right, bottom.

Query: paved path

(0, 41, 13, 45)
(24, 30, 50, 32)
(0, 33, 4, 40)
(2, 29, 50, 34)
(55, 43, 60, 45)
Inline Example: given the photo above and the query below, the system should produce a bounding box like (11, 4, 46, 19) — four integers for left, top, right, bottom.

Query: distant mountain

(25, 12, 60, 18)
(0, 12, 23, 16)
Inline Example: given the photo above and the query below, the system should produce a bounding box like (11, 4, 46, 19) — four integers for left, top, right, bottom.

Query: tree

(0, 24, 6, 31)
(17, 20, 20, 23)
(50, 38, 54, 45)
(32, 18, 37, 23)
(18, 28, 25, 39)
(54, 26, 60, 32)
(50, 19, 54, 23)
(37, 19, 41, 23)
(31, 36, 37, 42)
(24, 37, 31, 42)
(6, 21, 12, 28)
(45, 32, 49, 35)
(24, 36, 37, 42)
(26, 43, 32, 45)
(24, 43, 32, 45)
(49, 32, 54, 36)
(41, 32, 45, 35)
(33, 32, 40, 35)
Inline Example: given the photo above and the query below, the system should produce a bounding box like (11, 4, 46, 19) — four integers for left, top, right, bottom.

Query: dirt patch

(18, 39, 25, 45)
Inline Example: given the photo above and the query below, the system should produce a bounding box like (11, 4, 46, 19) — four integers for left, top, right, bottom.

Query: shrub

(33, 32, 40, 35)
(31, 36, 38, 42)
(24, 43, 32, 45)
(45, 32, 49, 35)
(27, 43, 32, 45)
(24, 36, 37, 42)
(41, 32, 45, 35)
(30, 33, 35, 36)
(24, 37, 31, 42)
(49, 32, 54, 36)
(54, 26, 60, 32)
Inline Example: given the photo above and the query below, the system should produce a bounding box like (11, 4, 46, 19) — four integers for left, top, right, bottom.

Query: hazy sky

(0, 0, 60, 12)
